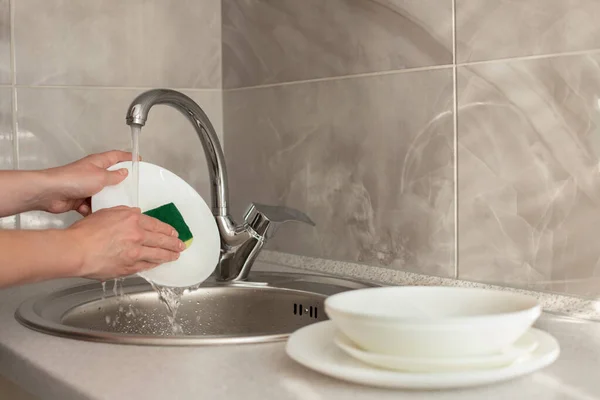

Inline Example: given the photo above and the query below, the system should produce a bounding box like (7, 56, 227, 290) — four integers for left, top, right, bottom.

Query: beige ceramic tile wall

(0, 0, 223, 230)
(17, 88, 222, 229)
(225, 71, 455, 277)
(0, 87, 15, 229)
(3, 0, 600, 297)
(0, 0, 10, 84)
(458, 54, 600, 297)
(223, 0, 456, 278)
(223, 0, 600, 297)
(456, 0, 600, 297)
(456, 0, 600, 62)
(222, 0, 453, 88)
(15, 0, 221, 88)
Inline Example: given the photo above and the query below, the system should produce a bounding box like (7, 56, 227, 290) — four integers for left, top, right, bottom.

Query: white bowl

(325, 286, 541, 358)
(92, 161, 220, 288)
(333, 329, 539, 372)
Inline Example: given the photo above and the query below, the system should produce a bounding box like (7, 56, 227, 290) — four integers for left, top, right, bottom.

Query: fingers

(143, 231, 185, 252)
(104, 168, 128, 186)
(77, 205, 91, 216)
(104, 150, 133, 166)
(96, 205, 134, 213)
(95, 150, 133, 168)
(76, 199, 92, 216)
(136, 247, 180, 264)
(138, 214, 178, 237)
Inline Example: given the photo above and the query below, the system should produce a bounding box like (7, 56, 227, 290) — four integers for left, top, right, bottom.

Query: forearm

(0, 170, 53, 217)
(0, 229, 81, 288)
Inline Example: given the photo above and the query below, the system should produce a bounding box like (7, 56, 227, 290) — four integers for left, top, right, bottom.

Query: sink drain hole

(293, 303, 319, 319)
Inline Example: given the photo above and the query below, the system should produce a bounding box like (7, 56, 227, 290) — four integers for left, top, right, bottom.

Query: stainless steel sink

(15, 92, 374, 347)
(16, 272, 372, 346)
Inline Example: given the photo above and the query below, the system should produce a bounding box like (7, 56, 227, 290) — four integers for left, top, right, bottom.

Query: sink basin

(16, 272, 372, 346)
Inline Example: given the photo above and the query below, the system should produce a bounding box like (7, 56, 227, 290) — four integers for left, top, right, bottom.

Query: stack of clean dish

(286, 286, 560, 389)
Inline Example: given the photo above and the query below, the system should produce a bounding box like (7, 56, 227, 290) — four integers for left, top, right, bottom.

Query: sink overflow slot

(293, 303, 319, 319)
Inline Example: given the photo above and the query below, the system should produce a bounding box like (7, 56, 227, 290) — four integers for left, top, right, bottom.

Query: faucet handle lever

(244, 203, 315, 240)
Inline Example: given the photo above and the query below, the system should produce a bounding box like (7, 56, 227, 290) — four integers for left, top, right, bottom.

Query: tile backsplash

(458, 54, 600, 297)
(0, 86, 14, 229)
(0, 87, 12, 170)
(14, 0, 221, 88)
(222, 0, 453, 88)
(1, 0, 223, 229)
(17, 87, 221, 229)
(456, 0, 600, 62)
(225, 69, 455, 278)
(0, 0, 9, 84)
(3, 0, 600, 298)
(222, 0, 600, 298)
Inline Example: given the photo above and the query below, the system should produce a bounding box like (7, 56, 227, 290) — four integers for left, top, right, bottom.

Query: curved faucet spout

(125, 89, 229, 216)
(125, 89, 315, 282)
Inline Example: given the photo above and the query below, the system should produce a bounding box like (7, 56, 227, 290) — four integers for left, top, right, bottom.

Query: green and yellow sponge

(143, 202, 194, 249)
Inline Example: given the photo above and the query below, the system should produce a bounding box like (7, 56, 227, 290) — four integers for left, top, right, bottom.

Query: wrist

(55, 228, 86, 278)
(32, 169, 64, 212)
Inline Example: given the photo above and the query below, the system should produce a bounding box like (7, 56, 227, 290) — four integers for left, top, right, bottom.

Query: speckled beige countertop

(1, 261, 599, 400)
(260, 251, 600, 321)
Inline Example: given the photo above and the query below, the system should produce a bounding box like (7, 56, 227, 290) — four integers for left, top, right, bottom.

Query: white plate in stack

(286, 287, 560, 389)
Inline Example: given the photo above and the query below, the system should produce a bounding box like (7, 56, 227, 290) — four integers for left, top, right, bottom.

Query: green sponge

(143, 202, 193, 249)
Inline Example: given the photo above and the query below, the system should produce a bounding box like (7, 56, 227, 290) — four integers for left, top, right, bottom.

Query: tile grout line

(13, 84, 223, 91)
(452, 0, 459, 280)
(223, 65, 455, 92)
(219, 0, 225, 150)
(9, 0, 20, 229)
(218, 0, 223, 92)
(10, 44, 600, 95)
(224, 48, 600, 92)
(457, 47, 600, 67)
(9, 0, 16, 168)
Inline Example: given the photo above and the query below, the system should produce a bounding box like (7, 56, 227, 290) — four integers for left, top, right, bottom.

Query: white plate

(91, 161, 220, 288)
(286, 321, 560, 390)
(334, 330, 538, 372)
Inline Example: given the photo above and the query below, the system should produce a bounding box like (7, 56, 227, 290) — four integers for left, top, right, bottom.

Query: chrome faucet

(125, 89, 314, 281)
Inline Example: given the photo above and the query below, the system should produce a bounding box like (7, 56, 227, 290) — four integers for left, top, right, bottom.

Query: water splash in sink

(149, 283, 186, 334)
(108, 125, 186, 334)
(17, 273, 370, 344)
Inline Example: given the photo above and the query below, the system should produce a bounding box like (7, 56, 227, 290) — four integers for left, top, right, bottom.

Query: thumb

(105, 168, 128, 186)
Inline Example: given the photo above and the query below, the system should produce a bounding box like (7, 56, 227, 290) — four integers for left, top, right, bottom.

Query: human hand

(67, 206, 185, 280)
(40, 150, 134, 216)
